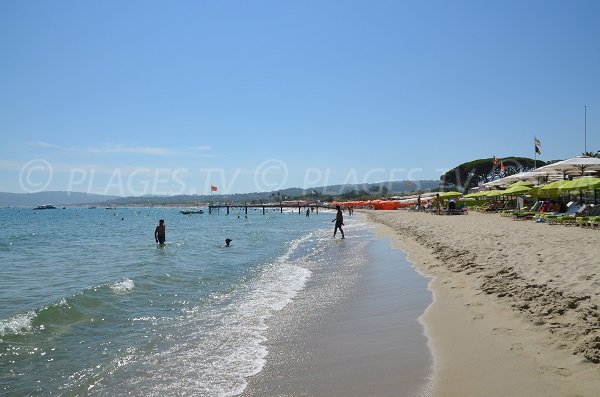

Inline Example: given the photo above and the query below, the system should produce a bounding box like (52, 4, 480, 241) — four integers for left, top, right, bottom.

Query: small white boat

(180, 209, 204, 215)
(33, 204, 57, 210)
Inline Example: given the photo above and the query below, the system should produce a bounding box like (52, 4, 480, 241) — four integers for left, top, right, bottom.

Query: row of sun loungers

(411, 200, 599, 228)
(506, 201, 600, 228)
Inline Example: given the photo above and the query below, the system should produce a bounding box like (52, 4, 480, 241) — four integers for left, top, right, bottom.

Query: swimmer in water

(155, 219, 166, 244)
(225, 238, 232, 247)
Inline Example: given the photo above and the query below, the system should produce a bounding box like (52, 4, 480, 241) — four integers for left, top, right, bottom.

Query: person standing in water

(155, 219, 166, 244)
(332, 205, 345, 239)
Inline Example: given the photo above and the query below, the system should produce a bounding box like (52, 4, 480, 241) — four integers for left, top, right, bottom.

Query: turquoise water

(0, 206, 347, 396)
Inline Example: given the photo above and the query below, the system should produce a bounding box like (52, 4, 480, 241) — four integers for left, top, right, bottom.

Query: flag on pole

(211, 185, 218, 192)
(534, 137, 542, 155)
(500, 160, 505, 171)
(493, 155, 498, 165)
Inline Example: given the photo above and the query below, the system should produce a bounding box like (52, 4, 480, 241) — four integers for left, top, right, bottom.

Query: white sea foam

(110, 279, 135, 294)
(0, 311, 36, 336)
(98, 231, 318, 397)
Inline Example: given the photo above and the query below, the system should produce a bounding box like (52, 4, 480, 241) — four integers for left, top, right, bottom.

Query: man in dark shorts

(155, 219, 166, 244)
(332, 205, 345, 239)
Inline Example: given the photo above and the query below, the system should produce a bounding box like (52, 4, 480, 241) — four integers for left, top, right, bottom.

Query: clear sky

(1, 0, 599, 196)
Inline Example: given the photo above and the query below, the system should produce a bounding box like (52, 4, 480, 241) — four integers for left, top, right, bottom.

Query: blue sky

(1, 0, 599, 195)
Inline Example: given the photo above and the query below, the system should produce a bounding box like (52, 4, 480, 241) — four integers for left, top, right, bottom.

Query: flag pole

(584, 105, 587, 154)
(533, 135, 537, 169)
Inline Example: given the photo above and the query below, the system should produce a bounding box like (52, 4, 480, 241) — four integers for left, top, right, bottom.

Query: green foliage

(582, 151, 600, 158)
(440, 157, 544, 192)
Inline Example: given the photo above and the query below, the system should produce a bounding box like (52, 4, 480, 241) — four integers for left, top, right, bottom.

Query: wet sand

(243, 224, 432, 396)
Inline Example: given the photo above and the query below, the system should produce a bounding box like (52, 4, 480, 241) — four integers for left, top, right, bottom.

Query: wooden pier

(207, 202, 323, 215)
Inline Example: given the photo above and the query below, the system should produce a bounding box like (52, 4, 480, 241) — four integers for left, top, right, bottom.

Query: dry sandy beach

(369, 209, 600, 396)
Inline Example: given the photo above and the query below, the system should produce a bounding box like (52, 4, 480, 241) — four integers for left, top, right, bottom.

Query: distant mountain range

(1, 180, 440, 207)
(0, 191, 119, 207)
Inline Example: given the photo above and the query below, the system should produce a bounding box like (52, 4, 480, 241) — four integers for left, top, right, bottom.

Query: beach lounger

(547, 205, 587, 225)
(574, 206, 600, 227)
(588, 216, 600, 229)
(512, 202, 543, 221)
(500, 203, 527, 217)
(482, 201, 508, 213)
(539, 203, 581, 222)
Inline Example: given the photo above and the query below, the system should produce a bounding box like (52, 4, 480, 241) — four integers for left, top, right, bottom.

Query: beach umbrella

(482, 171, 542, 188)
(439, 191, 463, 199)
(531, 180, 572, 200)
(482, 178, 508, 188)
(507, 180, 534, 188)
(499, 171, 541, 185)
(485, 190, 505, 198)
(534, 156, 600, 177)
(559, 177, 600, 191)
(462, 192, 480, 198)
(559, 177, 600, 203)
(473, 190, 495, 198)
(540, 180, 571, 191)
(502, 185, 532, 195)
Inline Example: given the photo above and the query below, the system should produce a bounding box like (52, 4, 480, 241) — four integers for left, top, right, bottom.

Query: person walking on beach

(435, 193, 441, 215)
(332, 205, 345, 239)
(155, 219, 166, 244)
(417, 195, 421, 211)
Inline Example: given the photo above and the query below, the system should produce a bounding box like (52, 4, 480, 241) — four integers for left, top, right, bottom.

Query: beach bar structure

(208, 202, 322, 215)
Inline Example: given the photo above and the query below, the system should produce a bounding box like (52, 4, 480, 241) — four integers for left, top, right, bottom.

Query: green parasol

(439, 191, 463, 199)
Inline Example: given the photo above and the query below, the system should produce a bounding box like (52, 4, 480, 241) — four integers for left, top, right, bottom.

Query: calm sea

(0, 206, 357, 396)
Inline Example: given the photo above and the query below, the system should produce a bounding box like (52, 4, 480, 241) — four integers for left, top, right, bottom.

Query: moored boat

(180, 209, 204, 215)
(33, 204, 57, 210)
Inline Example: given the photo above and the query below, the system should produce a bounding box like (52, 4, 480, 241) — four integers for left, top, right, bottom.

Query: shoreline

(242, 214, 432, 396)
(367, 209, 600, 396)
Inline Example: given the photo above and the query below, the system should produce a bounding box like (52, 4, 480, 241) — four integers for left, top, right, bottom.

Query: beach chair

(482, 201, 505, 213)
(588, 216, 600, 229)
(500, 202, 524, 217)
(539, 202, 579, 222)
(548, 205, 587, 225)
(575, 206, 600, 227)
(512, 201, 543, 221)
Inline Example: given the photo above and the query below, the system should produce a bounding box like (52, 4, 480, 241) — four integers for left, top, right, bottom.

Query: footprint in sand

(539, 365, 572, 377)
(492, 327, 515, 336)
(472, 313, 485, 320)
(465, 302, 484, 308)
(510, 343, 524, 352)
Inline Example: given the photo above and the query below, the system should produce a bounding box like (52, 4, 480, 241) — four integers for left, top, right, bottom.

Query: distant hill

(0, 191, 119, 207)
(104, 180, 441, 205)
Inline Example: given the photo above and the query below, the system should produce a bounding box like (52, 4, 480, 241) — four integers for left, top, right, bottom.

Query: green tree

(440, 157, 543, 192)
(582, 151, 600, 158)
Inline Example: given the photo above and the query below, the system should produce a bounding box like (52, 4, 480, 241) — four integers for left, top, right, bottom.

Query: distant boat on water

(180, 209, 204, 215)
(33, 204, 57, 210)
